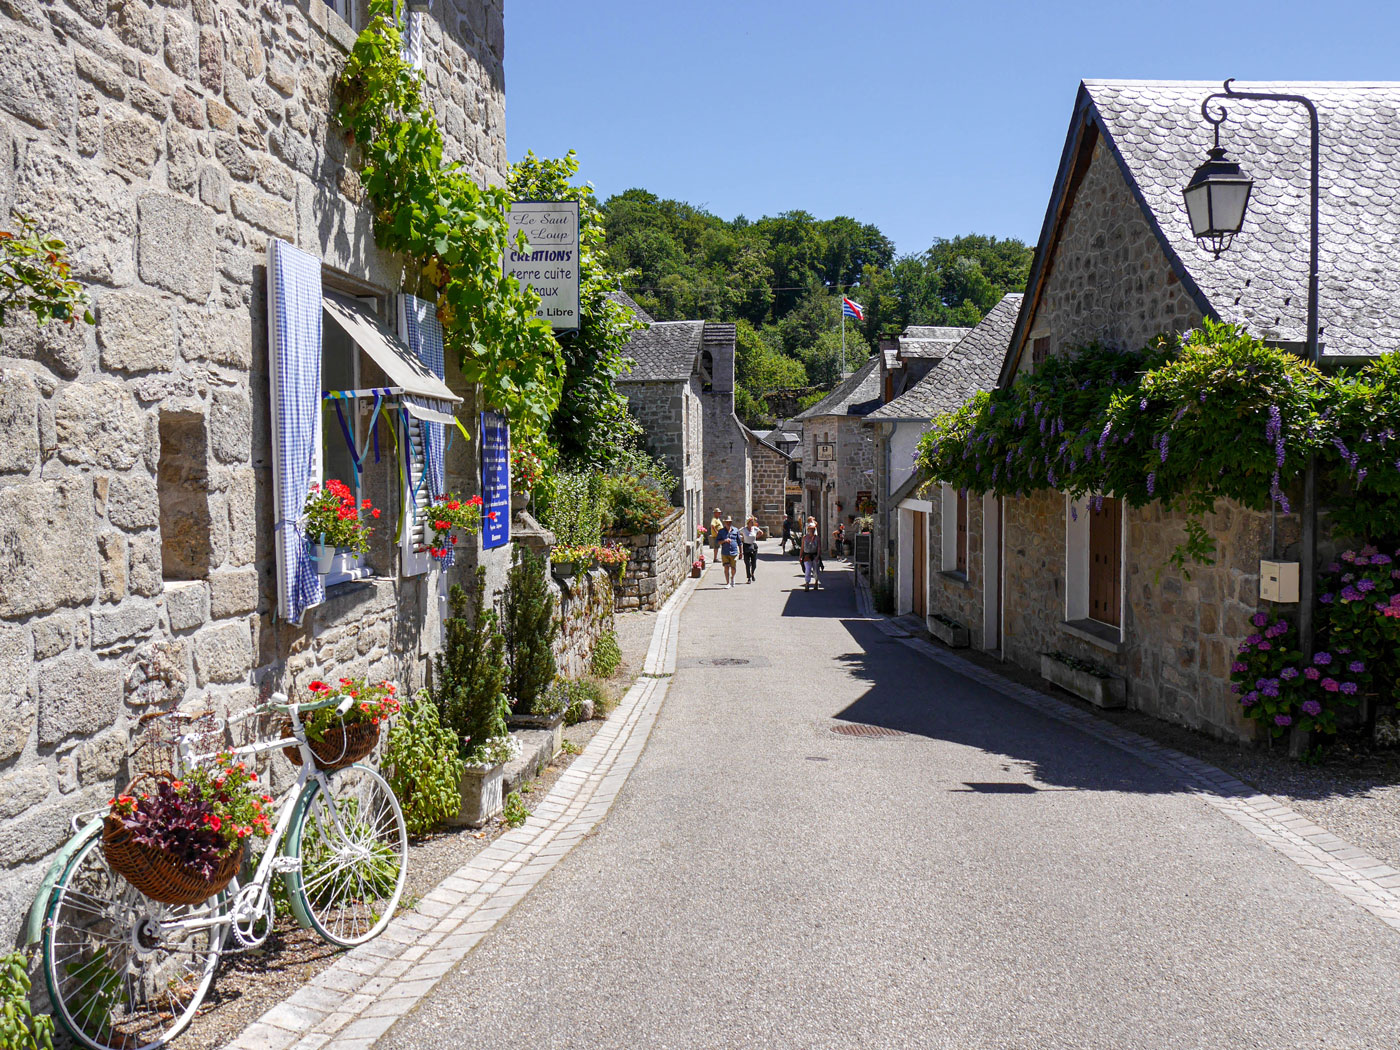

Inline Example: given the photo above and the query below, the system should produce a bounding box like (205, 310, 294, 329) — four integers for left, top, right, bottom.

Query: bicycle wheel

(42, 829, 227, 1050)
(285, 763, 407, 947)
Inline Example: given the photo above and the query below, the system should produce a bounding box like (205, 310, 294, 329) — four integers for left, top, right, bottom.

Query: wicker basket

(102, 815, 243, 906)
(281, 719, 379, 771)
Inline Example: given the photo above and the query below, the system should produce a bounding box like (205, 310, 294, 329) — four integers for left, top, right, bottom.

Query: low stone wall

(607, 509, 686, 612)
(551, 568, 615, 679)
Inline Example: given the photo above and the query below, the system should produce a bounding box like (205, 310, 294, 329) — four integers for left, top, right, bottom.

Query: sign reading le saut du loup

(505, 200, 580, 333)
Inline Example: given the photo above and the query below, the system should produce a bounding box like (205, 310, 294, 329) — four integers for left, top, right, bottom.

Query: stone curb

(223, 576, 702, 1050)
(851, 571, 1400, 936)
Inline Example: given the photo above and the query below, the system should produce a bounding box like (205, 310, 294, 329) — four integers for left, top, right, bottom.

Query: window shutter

(1088, 497, 1122, 627)
(956, 489, 969, 575)
(398, 293, 448, 574)
(402, 4, 425, 70)
(267, 238, 326, 623)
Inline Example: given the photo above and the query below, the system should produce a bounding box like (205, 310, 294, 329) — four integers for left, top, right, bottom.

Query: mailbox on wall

(1259, 560, 1300, 603)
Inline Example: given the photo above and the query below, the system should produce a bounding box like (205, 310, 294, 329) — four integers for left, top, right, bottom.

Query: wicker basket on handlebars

(102, 815, 244, 906)
(281, 719, 380, 771)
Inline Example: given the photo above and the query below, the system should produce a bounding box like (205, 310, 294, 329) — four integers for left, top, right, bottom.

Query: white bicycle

(37, 692, 408, 1050)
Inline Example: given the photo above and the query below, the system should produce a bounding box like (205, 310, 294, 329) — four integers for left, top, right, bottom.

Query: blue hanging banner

(480, 410, 511, 549)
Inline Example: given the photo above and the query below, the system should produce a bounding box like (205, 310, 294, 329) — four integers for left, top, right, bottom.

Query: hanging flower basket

(281, 719, 380, 771)
(282, 677, 399, 770)
(102, 816, 244, 906)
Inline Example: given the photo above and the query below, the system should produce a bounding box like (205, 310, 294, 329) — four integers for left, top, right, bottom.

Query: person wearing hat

(709, 507, 723, 564)
(716, 515, 741, 588)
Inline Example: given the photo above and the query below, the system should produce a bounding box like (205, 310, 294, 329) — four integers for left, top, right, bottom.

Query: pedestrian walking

(717, 515, 741, 588)
(709, 508, 723, 563)
(780, 514, 794, 554)
(800, 521, 822, 590)
(832, 521, 845, 560)
(740, 516, 761, 583)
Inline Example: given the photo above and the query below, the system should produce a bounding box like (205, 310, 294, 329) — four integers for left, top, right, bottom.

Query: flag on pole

(842, 297, 864, 321)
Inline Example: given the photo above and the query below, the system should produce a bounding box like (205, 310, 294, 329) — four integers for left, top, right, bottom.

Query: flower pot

(1039, 653, 1125, 709)
(102, 816, 245, 906)
(690, 564, 702, 578)
(451, 762, 505, 827)
(927, 616, 970, 649)
(551, 560, 577, 579)
(312, 543, 336, 575)
(507, 709, 565, 757)
(281, 720, 380, 771)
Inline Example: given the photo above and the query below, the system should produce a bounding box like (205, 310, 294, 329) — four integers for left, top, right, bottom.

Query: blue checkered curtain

(268, 239, 325, 624)
(400, 294, 447, 500)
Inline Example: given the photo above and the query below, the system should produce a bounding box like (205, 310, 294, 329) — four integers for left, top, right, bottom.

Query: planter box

(506, 710, 565, 759)
(1040, 653, 1125, 709)
(927, 616, 969, 649)
(450, 762, 505, 827)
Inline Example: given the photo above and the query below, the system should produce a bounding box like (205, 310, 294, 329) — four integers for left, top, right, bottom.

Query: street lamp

(1184, 79, 1323, 682)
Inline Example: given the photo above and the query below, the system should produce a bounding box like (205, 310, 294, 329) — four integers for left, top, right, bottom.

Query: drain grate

(829, 722, 908, 739)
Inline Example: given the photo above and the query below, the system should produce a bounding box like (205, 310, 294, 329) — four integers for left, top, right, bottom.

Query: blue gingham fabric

(268, 239, 325, 623)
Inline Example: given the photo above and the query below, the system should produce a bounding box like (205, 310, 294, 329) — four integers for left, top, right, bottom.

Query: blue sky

(504, 1, 1400, 258)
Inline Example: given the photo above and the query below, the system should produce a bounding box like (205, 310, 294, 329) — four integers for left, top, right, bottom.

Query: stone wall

(607, 509, 685, 612)
(0, 0, 505, 942)
(749, 438, 789, 533)
(1016, 136, 1201, 376)
(551, 569, 614, 679)
(927, 486, 987, 646)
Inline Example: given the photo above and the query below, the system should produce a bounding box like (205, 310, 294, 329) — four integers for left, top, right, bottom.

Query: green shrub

(433, 570, 510, 763)
(871, 573, 895, 615)
(601, 474, 672, 534)
(383, 691, 464, 836)
(0, 951, 53, 1050)
(543, 471, 602, 546)
(501, 546, 558, 715)
(502, 791, 529, 828)
(590, 630, 622, 678)
(549, 677, 611, 724)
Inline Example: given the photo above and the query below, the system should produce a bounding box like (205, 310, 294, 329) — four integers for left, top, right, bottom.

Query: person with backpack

(716, 515, 742, 588)
(799, 521, 822, 590)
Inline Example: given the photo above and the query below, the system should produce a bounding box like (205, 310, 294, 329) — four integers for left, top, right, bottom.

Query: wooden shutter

(405, 415, 430, 550)
(1088, 497, 1122, 627)
(956, 490, 968, 575)
(1032, 335, 1051, 369)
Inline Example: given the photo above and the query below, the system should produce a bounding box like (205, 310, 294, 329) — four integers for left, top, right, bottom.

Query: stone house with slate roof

(795, 357, 883, 545)
(0, 0, 511, 941)
(614, 311, 752, 544)
(866, 295, 1021, 633)
(985, 80, 1396, 742)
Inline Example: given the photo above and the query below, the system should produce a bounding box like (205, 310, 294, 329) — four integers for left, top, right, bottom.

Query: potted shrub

(303, 479, 377, 575)
(503, 547, 561, 750)
(434, 571, 516, 826)
(282, 677, 400, 770)
(1040, 650, 1125, 709)
(550, 543, 587, 578)
(593, 541, 630, 576)
(104, 757, 273, 905)
(425, 491, 482, 561)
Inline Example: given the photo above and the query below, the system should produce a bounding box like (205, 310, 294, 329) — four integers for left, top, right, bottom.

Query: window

(323, 0, 354, 25)
(1032, 334, 1051, 369)
(939, 483, 969, 577)
(1065, 494, 1123, 636)
(318, 291, 377, 587)
(402, 1, 425, 70)
(158, 411, 212, 581)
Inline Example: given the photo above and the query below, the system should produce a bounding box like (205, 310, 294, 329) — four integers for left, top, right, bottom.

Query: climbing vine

(0, 212, 92, 339)
(917, 321, 1399, 565)
(336, 0, 563, 436)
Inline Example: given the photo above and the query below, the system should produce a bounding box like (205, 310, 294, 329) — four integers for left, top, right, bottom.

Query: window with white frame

(1065, 494, 1124, 633)
(939, 483, 969, 576)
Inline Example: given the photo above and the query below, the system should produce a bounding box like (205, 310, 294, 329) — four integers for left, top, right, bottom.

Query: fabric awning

(321, 294, 462, 406)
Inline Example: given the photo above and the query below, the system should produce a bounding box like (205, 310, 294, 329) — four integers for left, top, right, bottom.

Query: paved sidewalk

(222, 574, 701, 1050)
(375, 546, 1400, 1049)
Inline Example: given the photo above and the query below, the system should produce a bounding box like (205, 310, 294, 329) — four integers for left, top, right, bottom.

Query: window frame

(939, 482, 969, 578)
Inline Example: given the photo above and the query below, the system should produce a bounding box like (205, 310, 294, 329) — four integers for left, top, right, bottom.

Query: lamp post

(1183, 79, 1322, 666)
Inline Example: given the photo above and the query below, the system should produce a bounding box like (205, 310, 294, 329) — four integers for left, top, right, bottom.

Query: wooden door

(1088, 497, 1122, 627)
(911, 512, 927, 618)
(955, 490, 969, 575)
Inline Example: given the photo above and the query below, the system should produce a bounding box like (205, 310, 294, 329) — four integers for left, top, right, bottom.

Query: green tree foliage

(500, 547, 558, 716)
(383, 692, 464, 835)
(433, 571, 509, 762)
(508, 152, 644, 465)
(337, 2, 562, 437)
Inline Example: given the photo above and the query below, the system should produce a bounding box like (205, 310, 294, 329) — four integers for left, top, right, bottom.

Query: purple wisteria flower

(1301, 700, 1322, 716)
(1146, 472, 1156, 495)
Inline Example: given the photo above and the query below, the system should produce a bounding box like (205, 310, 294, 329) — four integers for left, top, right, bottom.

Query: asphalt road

(381, 543, 1400, 1049)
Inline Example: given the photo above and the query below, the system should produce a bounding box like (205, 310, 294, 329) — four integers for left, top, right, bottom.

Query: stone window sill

(289, 0, 360, 53)
(938, 569, 969, 588)
(1059, 618, 1124, 654)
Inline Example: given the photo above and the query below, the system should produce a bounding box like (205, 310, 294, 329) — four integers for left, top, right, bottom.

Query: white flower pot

(312, 543, 336, 575)
(451, 762, 506, 827)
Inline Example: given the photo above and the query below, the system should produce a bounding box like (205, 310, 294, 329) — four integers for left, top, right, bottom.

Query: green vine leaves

(336, 0, 563, 437)
(0, 213, 92, 341)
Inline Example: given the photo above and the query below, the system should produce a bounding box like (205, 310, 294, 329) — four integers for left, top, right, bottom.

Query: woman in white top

(739, 516, 761, 583)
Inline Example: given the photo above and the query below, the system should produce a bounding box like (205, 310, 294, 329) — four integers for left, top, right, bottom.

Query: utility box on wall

(1260, 560, 1300, 603)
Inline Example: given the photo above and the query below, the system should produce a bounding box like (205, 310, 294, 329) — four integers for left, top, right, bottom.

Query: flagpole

(840, 299, 847, 377)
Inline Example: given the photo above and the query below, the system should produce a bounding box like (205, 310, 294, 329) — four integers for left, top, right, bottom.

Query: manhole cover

(678, 656, 763, 668)
(829, 722, 908, 739)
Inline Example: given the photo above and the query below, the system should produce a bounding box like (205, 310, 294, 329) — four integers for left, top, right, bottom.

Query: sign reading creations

(505, 200, 580, 333)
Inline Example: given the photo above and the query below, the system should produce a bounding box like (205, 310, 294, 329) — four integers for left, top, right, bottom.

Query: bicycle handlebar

(264, 691, 353, 716)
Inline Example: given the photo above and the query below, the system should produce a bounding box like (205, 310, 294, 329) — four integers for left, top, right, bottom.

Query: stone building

(614, 305, 752, 542)
(0, 0, 514, 940)
(866, 295, 1020, 623)
(929, 80, 1395, 742)
(794, 357, 882, 545)
(745, 426, 794, 534)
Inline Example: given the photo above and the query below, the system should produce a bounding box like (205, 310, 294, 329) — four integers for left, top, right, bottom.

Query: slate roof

(617, 320, 704, 382)
(794, 357, 883, 420)
(607, 289, 654, 324)
(898, 326, 971, 360)
(1011, 80, 1400, 371)
(870, 294, 1023, 422)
